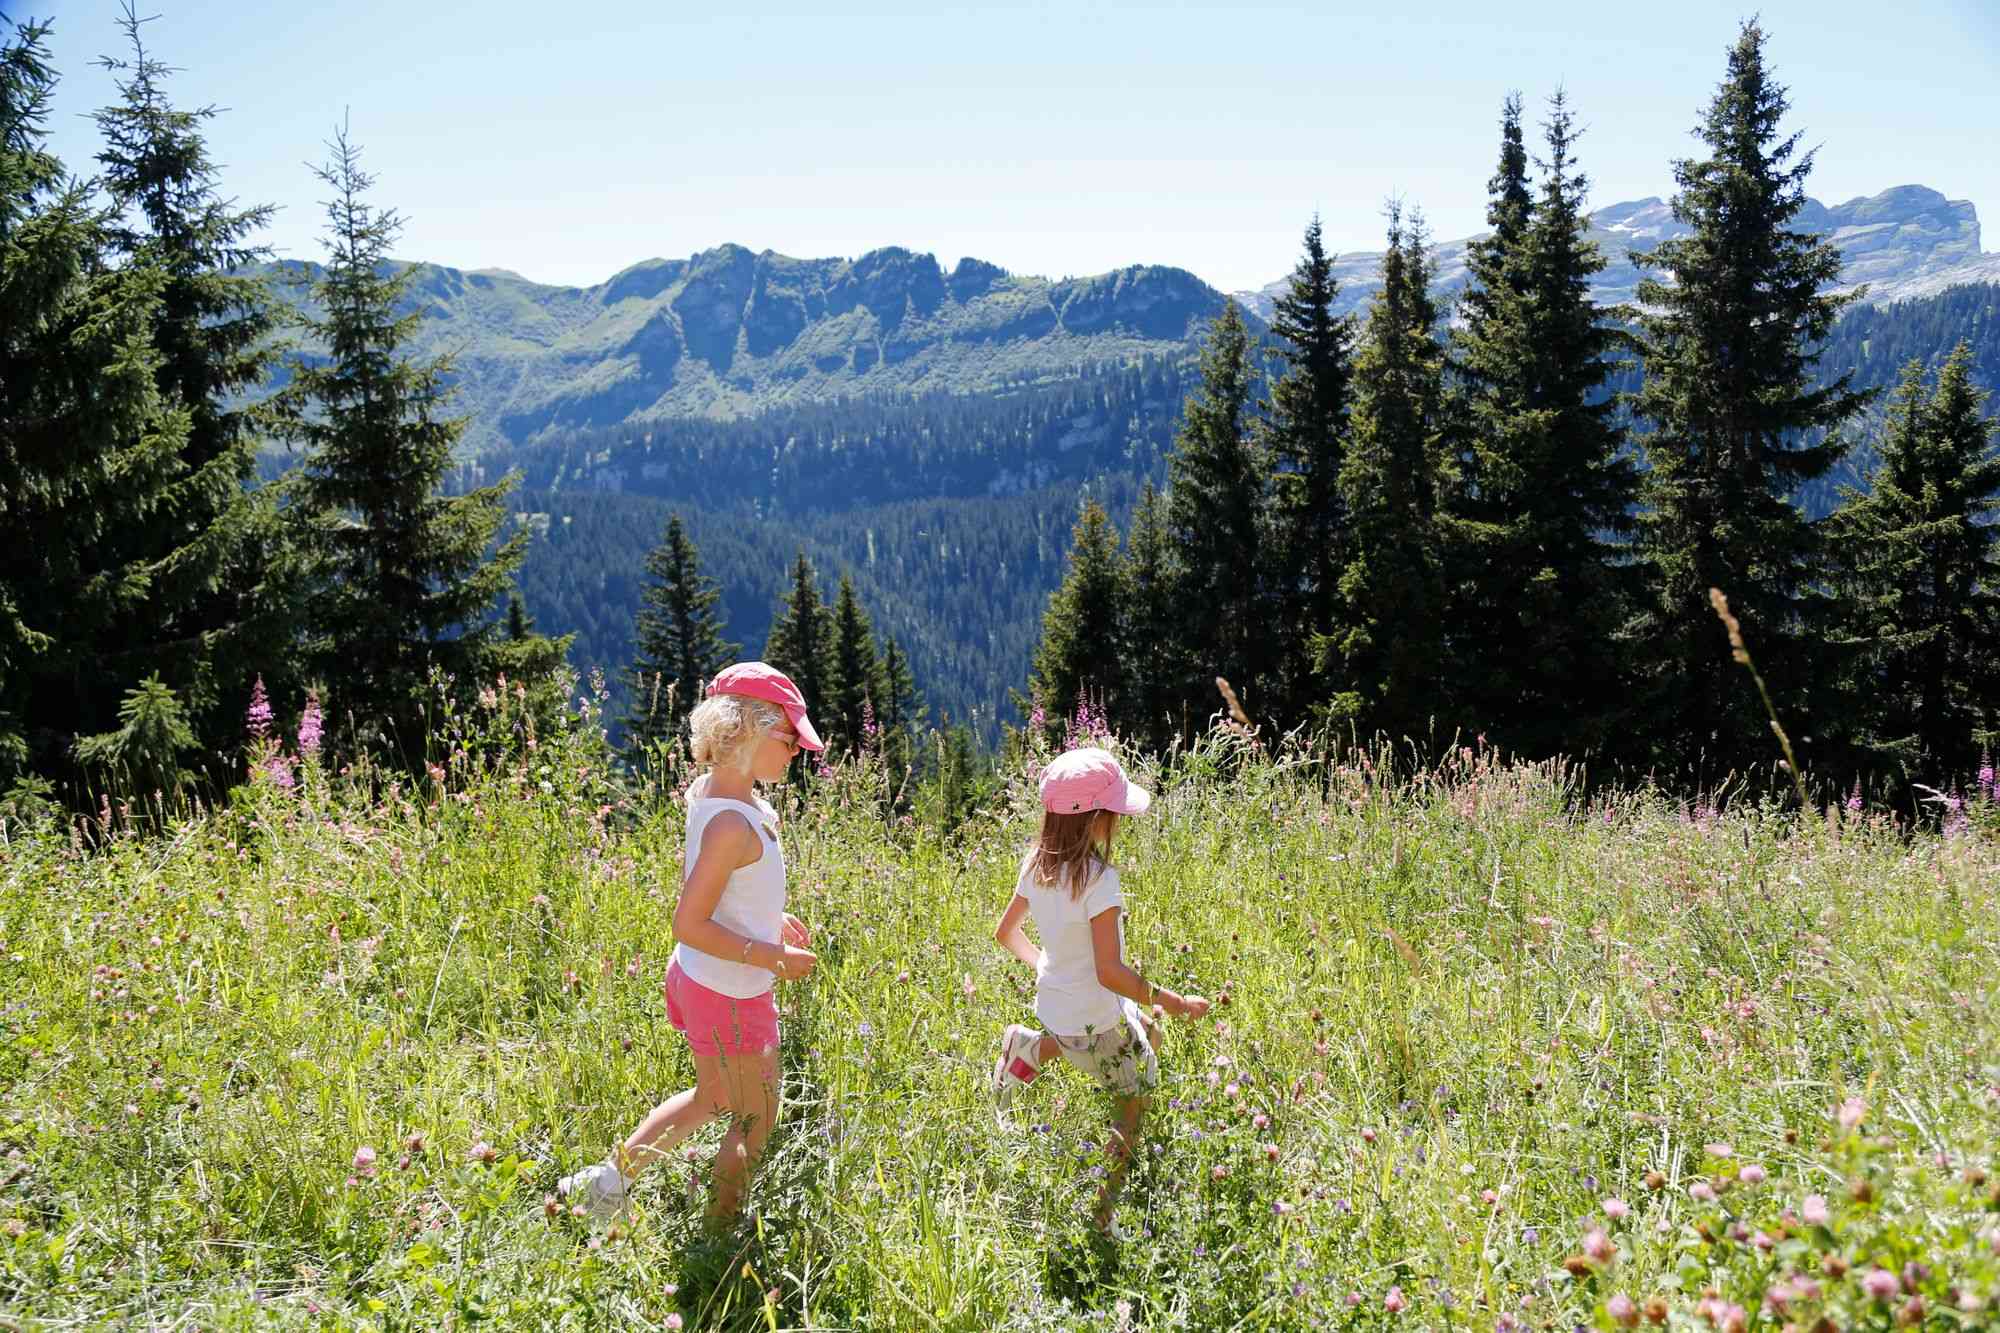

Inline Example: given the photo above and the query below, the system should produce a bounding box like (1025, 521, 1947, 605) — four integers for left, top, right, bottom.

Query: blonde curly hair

(688, 693, 786, 774)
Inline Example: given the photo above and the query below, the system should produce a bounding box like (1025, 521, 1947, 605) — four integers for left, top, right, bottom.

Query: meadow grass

(2, 704, 1996, 1330)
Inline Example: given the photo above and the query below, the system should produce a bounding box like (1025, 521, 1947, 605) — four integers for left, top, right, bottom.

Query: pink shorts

(664, 960, 779, 1058)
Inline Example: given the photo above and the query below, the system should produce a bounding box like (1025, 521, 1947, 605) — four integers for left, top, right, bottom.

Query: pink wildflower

(1582, 1228, 1615, 1265)
(1606, 1292, 1639, 1328)
(298, 691, 323, 758)
(1690, 1181, 1718, 1202)
(1739, 1163, 1766, 1185)
(1838, 1096, 1868, 1132)
(1383, 1286, 1406, 1313)
(352, 1145, 378, 1178)
(1802, 1194, 1830, 1225)
(1601, 1197, 1629, 1220)
(1862, 1268, 1899, 1301)
(246, 676, 273, 741)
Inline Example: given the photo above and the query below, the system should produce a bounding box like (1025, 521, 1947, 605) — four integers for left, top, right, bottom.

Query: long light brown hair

(1030, 808, 1117, 898)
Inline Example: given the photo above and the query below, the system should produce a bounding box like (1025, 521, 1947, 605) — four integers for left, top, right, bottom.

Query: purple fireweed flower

(246, 675, 273, 741)
(1846, 780, 1862, 813)
(298, 692, 323, 758)
(1978, 757, 1994, 799)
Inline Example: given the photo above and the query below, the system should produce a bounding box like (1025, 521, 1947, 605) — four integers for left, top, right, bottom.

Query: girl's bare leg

(706, 1042, 781, 1221)
(614, 1068, 728, 1180)
(1094, 1016, 1162, 1226)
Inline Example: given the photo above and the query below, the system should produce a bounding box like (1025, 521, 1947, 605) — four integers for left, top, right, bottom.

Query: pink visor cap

(707, 661, 825, 752)
(1039, 746, 1151, 816)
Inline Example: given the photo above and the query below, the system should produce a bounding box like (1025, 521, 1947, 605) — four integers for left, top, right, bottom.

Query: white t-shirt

(671, 789, 786, 999)
(1020, 854, 1126, 1037)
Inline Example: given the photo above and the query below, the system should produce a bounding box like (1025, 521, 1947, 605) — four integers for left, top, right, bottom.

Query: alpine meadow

(3, 5, 2000, 1332)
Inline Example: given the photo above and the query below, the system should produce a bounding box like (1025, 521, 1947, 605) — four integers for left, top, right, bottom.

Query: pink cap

(1039, 746, 1150, 816)
(706, 661, 825, 752)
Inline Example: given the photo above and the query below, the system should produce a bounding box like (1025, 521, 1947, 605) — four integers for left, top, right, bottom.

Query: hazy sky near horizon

(20, 0, 2000, 293)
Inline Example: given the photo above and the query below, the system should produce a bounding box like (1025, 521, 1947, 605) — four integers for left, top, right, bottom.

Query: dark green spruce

(0, 19, 194, 798)
(1330, 204, 1454, 745)
(1030, 499, 1128, 733)
(271, 125, 534, 763)
(1447, 90, 1639, 759)
(1627, 20, 1870, 782)
(1830, 345, 1999, 783)
(1163, 301, 1267, 727)
(827, 573, 882, 754)
(764, 551, 833, 726)
(1260, 215, 1356, 732)
(622, 513, 736, 763)
(85, 4, 291, 779)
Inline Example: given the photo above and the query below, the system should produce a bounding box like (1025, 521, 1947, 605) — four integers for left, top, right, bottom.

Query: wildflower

(298, 692, 323, 758)
(1602, 1197, 1629, 1220)
(1264, 1144, 1280, 1163)
(246, 677, 273, 741)
(1272, 1201, 1293, 1216)
(1211, 1164, 1228, 1180)
(1689, 1181, 1717, 1202)
(1383, 1286, 1406, 1313)
(1704, 1142, 1734, 1158)
(352, 1145, 378, 1179)
(1361, 1127, 1377, 1143)
(1862, 1268, 1899, 1301)
(1252, 1113, 1269, 1129)
(1582, 1228, 1615, 1265)
(1846, 780, 1863, 813)
(666, 1316, 683, 1331)
(1801, 1194, 1829, 1225)
(469, 1141, 498, 1165)
(1738, 1163, 1765, 1185)
(1606, 1292, 1639, 1327)
(1838, 1096, 1867, 1131)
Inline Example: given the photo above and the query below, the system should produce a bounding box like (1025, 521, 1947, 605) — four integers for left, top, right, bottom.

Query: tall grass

(1, 692, 1996, 1329)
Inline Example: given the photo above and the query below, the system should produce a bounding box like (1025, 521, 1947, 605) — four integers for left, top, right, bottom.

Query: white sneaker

(991, 1024, 1043, 1128)
(557, 1160, 627, 1220)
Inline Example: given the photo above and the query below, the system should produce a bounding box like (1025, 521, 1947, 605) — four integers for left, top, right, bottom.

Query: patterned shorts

(1052, 998, 1159, 1097)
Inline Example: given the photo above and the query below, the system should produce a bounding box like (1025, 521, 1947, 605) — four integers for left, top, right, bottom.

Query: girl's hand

(1176, 993, 1211, 1020)
(772, 945, 817, 981)
(783, 913, 811, 948)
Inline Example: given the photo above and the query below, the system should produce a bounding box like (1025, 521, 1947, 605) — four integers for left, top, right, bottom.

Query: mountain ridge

(269, 246, 1237, 454)
(1234, 184, 1998, 320)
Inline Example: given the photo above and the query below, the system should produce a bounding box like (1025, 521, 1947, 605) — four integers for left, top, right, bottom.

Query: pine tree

(1030, 499, 1127, 731)
(1831, 346, 2000, 781)
(84, 4, 291, 772)
(1330, 203, 1453, 744)
(1448, 91, 1639, 758)
(1628, 20, 1870, 781)
(622, 513, 736, 761)
(272, 124, 529, 762)
(1164, 301, 1266, 728)
(1120, 482, 1177, 749)
(1261, 216, 1356, 730)
(877, 636, 923, 782)
(827, 573, 882, 754)
(765, 551, 832, 724)
(0, 19, 195, 795)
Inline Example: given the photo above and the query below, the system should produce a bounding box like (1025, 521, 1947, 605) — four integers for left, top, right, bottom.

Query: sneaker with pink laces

(991, 1023, 1043, 1127)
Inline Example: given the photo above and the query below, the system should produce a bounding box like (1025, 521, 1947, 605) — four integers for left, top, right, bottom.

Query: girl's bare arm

(1090, 908, 1207, 1018)
(993, 893, 1040, 968)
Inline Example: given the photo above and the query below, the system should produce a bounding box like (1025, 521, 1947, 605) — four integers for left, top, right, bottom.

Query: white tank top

(671, 792, 787, 999)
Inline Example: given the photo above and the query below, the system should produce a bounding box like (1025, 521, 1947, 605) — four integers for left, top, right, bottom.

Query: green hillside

(264, 249, 1239, 454)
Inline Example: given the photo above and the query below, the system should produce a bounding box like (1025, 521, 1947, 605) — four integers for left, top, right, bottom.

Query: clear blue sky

(20, 0, 2000, 293)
